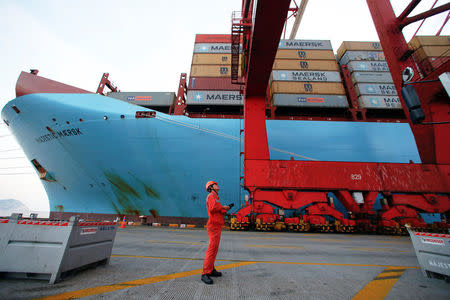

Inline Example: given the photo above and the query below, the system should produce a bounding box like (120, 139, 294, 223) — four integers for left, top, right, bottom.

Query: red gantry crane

(230, 0, 450, 234)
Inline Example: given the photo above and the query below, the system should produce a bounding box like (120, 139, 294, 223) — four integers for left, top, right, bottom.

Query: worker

(279, 208, 285, 221)
(201, 180, 233, 285)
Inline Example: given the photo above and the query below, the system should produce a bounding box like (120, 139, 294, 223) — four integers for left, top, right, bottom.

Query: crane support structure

(233, 0, 450, 234)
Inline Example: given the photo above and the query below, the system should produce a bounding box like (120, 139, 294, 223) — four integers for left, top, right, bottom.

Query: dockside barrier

(406, 225, 450, 281)
(0, 213, 117, 284)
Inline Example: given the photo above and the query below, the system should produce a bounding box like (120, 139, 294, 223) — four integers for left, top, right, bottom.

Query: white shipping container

(194, 43, 242, 53)
(278, 39, 333, 50)
(339, 51, 385, 65)
(186, 90, 243, 105)
(351, 72, 393, 84)
(358, 95, 402, 109)
(355, 83, 398, 96)
(271, 70, 342, 82)
(347, 61, 390, 72)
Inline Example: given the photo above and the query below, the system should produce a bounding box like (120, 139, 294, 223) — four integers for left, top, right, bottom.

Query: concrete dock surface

(0, 226, 448, 299)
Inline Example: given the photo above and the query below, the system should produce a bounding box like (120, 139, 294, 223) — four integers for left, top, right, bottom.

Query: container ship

(2, 3, 449, 232)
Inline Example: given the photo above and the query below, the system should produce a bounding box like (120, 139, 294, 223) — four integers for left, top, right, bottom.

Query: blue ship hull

(1, 93, 421, 218)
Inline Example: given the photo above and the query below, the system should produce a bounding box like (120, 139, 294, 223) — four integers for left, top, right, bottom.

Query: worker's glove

(228, 203, 234, 209)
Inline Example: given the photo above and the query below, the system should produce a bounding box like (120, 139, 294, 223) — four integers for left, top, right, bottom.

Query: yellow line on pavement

(35, 262, 254, 300)
(111, 254, 419, 269)
(352, 267, 407, 300)
(244, 244, 304, 249)
(147, 240, 203, 245)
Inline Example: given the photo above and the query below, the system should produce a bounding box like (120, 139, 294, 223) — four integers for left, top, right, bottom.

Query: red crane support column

(366, 0, 450, 165)
(243, 0, 291, 193)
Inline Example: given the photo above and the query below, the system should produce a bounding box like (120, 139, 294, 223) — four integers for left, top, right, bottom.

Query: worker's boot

(209, 268, 222, 277)
(201, 274, 213, 284)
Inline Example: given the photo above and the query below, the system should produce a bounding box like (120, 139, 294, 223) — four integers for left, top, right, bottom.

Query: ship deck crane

(231, 0, 450, 234)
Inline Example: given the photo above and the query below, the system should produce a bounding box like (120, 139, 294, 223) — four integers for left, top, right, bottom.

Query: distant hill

(0, 199, 31, 217)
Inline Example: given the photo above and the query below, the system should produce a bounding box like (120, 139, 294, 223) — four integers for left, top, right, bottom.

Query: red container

(195, 34, 231, 43)
(188, 77, 241, 91)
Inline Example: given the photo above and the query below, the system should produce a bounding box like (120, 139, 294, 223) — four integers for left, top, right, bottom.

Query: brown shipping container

(188, 77, 241, 90)
(276, 49, 335, 60)
(337, 41, 383, 60)
(273, 59, 338, 71)
(413, 46, 450, 63)
(190, 65, 242, 77)
(192, 54, 242, 65)
(408, 36, 450, 50)
(418, 56, 449, 74)
(195, 34, 232, 43)
(270, 82, 345, 97)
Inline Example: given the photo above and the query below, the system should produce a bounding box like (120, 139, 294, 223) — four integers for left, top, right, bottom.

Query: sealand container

(278, 39, 333, 50)
(107, 92, 176, 106)
(194, 43, 242, 53)
(270, 82, 345, 96)
(272, 93, 348, 108)
(271, 70, 342, 82)
(408, 35, 450, 50)
(186, 90, 243, 105)
(412, 46, 450, 63)
(339, 50, 386, 65)
(275, 49, 335, 60)
(188, 77, 241, 90)
(347, 61, 390, 72)
(355, 83, 397, 96)
(351, 72, 393, 84)
(195, 34, 232, 43)
(190, 65, 241, 77)
(192, 53, 242, 65)
(273, 59, 339, 71)
(358, 95, 402, 109)
(337, 41, 383, 60)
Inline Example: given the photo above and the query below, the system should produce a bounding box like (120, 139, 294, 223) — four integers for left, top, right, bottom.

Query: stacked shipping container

(106, 92, 175, 108)
(271, 40, 348, 108)
(187, 34, 243, 106)
(337, 41, 401, 110)
(408, 36, 450, 76)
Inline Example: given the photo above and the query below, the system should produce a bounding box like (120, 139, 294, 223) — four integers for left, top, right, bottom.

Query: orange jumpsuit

(202, 190, 227, 275)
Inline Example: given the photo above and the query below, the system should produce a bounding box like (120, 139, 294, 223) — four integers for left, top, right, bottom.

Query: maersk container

(106, 92, 175, 106)
(186, 90, 243, 105)
(347, 61, 390, 72)
(358, 95, 402, 109)
(272, 59, 339, 71)
(337, 41, 383, 60)
(190, 65, 241, 77)
(188, 77, 240, 91)
(278, 39, 333, 50)
(408, 35, 450, 50)
(270, 82, 346, 96)
(193, 43, 242, 53)
(271, 70, 341, 82)
(355, 83, 398, 96)
(272, 93, 348, 108)
(339, 51, 385, 65)
(412, 46, 450, 63)
(192, 54, 242, 65)
(275, 49, 335, 60)
(351, 72, 393, 84)
(195, 34, 232, 44)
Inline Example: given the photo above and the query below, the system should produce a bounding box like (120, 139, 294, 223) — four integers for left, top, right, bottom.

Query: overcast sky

(0, 0, 448, 215)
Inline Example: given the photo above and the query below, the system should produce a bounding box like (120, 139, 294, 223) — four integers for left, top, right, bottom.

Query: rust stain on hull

(104, 171, 162, 216)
